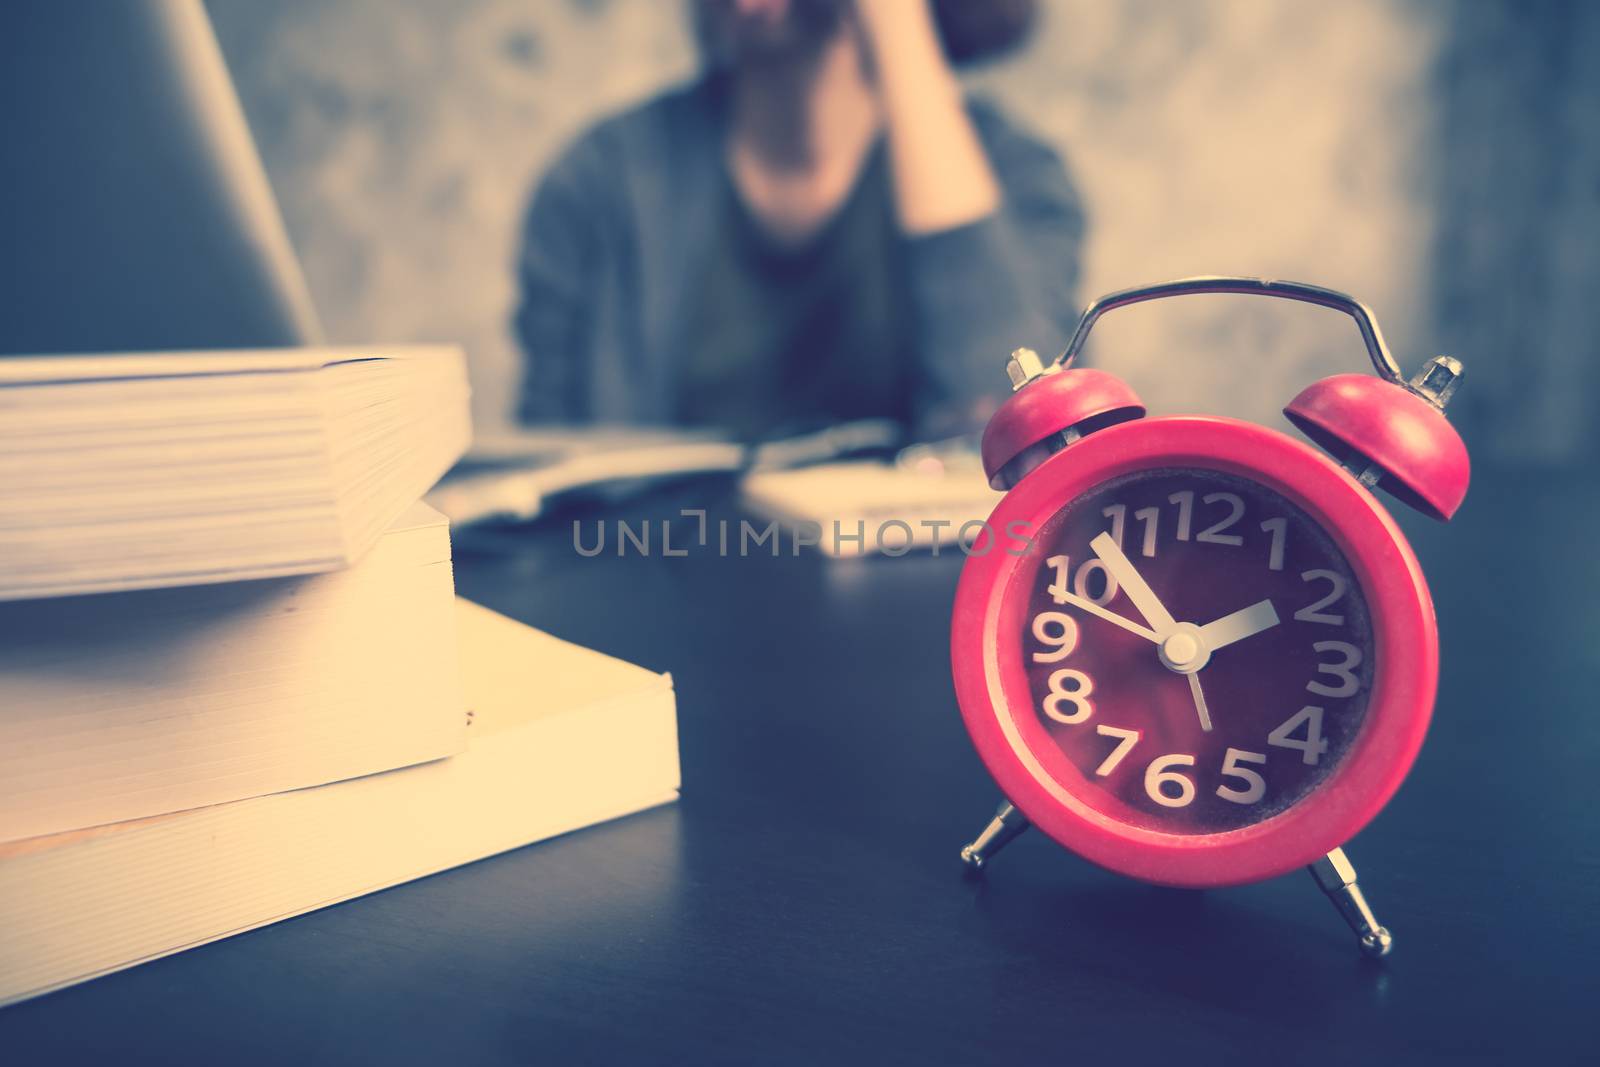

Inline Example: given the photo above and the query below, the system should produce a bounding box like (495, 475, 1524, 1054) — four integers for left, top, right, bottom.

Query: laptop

(0, 0, 322, 355)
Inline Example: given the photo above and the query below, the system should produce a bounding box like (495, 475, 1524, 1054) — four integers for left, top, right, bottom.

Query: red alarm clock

(952, 278, 1469, 957)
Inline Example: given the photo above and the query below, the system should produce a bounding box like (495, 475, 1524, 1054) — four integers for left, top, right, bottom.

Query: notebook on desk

(741, 459, 1002, 557)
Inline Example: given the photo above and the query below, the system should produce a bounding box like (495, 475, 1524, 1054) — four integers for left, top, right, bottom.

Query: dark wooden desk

(2, 465, 1593, 1065)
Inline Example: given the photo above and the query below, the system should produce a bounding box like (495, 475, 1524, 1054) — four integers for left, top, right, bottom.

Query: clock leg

(959, 800, 1030, 872)
(1308, 847, 1393, 958)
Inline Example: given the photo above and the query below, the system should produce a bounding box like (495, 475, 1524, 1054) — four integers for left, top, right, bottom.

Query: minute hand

(1089, 532, 1177, 636)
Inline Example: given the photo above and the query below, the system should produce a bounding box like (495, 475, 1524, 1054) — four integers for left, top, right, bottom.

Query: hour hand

(1197, 599, 1280, 651)
(1089, 532, 1177, 636)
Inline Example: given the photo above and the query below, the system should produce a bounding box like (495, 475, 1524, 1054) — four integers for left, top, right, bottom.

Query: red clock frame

(951, 415, 1438, 888)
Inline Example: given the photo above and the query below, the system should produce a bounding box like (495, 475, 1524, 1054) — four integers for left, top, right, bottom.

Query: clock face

(1017, 467, 1374, 834)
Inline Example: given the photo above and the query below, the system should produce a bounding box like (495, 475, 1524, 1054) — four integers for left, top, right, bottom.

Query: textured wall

(1428, 0, 1600, 464)
(966, 0, 1436, 427)
(209, 0, 697, 433)
(212, 0, 1572, 462)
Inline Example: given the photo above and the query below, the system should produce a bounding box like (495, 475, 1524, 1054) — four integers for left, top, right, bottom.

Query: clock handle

(1053, 275, 1470, 521)
(1058, 276, 1405, 384)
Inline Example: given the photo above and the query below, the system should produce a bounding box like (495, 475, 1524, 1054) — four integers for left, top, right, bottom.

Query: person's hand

(851, 0, 945, 68)
(847, 0, 999, 234)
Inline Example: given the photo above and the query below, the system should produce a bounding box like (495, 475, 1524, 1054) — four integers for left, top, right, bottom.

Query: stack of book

(0, 348, 680, 1006)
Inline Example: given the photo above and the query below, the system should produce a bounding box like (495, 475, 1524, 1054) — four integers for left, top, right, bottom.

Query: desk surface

(2, 465, 1594, 1065)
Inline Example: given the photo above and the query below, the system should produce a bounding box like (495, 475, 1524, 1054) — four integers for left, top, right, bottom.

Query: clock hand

(1089, 532, 1178, 636)
(1197, 598, 1280, 652)
(1187, 671, 1214, 733)
(1054, 591, 1160, 643)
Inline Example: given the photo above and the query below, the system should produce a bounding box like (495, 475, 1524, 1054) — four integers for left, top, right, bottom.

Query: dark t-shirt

(676, 143, 915, 441)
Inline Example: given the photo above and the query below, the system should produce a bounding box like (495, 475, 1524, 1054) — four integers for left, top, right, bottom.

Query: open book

(741, 459, 1002, 556)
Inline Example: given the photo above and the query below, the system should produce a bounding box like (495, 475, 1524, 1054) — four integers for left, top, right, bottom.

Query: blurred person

(514, 0, 1084, 440)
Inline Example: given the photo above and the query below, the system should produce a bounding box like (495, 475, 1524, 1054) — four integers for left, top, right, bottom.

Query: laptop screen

(0, 0, 323, 356)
